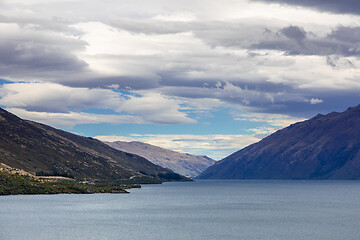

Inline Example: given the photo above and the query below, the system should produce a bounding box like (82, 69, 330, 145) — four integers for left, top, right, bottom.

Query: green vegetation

(35, 170, 74, 178)
(0, 171, 140, 195)
(158, 172, 184, 181)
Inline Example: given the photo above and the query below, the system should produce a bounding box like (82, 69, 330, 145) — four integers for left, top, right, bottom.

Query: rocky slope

(198, 104, 360, 180)
(106, 141, 215, 178)
(0, 108, 189, 183)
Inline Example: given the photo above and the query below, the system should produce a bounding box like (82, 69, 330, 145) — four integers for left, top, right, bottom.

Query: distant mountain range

(198, 104, 360, 180)
(0, 108, 189, 184)
(105, 141, 215, 178)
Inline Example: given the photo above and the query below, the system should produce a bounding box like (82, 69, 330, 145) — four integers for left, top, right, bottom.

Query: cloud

(0, 14, 81, 34)
(247, 126, 279, 139)
(110, 18, 191, 35)
(280, 25, 306, 41)
(328, 26, 360, 43)
(0, 0, 359, 133)
(252, 0, 360, 16)
(233, 111, 305, 128)
(118, 92, 196, 124)
(0, 82, 121, 113)
(111, 17, 360, 57)
(0, 23, 87, 81)
(309, 98, 324, 105)
(0, 13, 353, 120)
(95, 133, 261, 160)
(251, 25, 360, 57)
(159, 81, 310, 115)
(6, 107, 146, 129)
(0, 82, 195, 125)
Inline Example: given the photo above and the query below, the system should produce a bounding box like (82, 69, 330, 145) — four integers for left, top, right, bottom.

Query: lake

(1, 180, 360, 240)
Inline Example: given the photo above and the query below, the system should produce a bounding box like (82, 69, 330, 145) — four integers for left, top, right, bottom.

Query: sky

(0, 0, 359, 160)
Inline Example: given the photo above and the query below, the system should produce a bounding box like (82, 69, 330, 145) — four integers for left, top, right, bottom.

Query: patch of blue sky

(80, 108, 120, 115)
(0, 78, 12, 85)
(112, 89, 141, 98)
(70, 108, 267, 137)
(198, 108, 266, 134)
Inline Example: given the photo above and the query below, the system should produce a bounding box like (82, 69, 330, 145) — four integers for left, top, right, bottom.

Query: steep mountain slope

(106, 141, 215, 178)
(198, 105, 360, 180)
(0, 108, 188, 183)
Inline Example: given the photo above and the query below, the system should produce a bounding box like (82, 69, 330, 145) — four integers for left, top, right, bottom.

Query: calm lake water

(1, 180, 360, 240)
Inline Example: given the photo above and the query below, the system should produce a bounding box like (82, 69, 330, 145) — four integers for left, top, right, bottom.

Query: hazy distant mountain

(106, 141, 215, 178)
(198, 104, 360, 180)
(0, 108, 189, 183)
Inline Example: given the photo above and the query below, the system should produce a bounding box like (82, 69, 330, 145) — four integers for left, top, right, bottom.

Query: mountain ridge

(0, 108, 189, 183)
(197, 104, 360, 180)
(105, 141, 215, 178)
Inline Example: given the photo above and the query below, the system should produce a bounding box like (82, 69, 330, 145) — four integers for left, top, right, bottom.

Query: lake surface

(1, 180, 360, 240)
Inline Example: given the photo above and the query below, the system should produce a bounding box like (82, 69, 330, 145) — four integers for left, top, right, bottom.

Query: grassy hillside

(0, 108, 189, 184)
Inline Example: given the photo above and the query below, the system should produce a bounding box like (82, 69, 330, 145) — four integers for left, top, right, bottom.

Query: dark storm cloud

(159, 71, 292, 93)
(157, 68, 360, 120)
(112, 19, 360, 57)
(254, 90, 360, 118)
(160, 82, 360, 122)
(0, 42, 87, 73)
(252, 0, 360, 15)
(328, 26, 360, 43)
(0, 23, 88, 80)
(196, 23, 360, 57)
(161, 80, 303, 107)
(280, 26, 306, 41)
(251, 26, 360, 56)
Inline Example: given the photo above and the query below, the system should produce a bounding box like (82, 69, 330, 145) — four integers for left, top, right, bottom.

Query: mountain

(105, 141, 215, 178)
(0, 108, 189, 183)
(198, 104, 360, 180)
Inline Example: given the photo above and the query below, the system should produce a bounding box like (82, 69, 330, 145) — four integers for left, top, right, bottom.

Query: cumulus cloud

(309, 98, 324, 105)
(6, 107, 146, 129)
(0, 0, 359, 138)
(111, 17, 360, 57)
(0, 82, 195, 125)
(1, 6, 356, 119)
(118, 92, 196, 124)
(0, 82, 121, 112)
